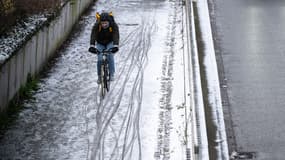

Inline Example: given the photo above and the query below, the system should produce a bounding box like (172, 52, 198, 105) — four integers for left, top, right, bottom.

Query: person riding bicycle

(89, 12, 119, 83)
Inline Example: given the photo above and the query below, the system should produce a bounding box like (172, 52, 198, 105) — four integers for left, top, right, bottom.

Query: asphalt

(209, 0, 285, 159)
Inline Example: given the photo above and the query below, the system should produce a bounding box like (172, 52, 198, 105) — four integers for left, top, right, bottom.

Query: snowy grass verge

(0, 0, 71, 66)
(0, 14, 49, 65)
(0, 74, 38, 134)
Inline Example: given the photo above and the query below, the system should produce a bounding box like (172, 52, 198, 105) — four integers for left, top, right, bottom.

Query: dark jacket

(90, 22, 119, 46)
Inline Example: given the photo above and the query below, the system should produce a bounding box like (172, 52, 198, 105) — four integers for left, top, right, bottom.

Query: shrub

(0, 0, 16, 35)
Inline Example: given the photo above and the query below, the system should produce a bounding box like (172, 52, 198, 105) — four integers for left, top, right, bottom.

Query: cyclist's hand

(88, 46, 99, 54)
(110, 47, 119, 53)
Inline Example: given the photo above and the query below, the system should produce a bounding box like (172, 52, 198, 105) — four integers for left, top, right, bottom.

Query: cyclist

(89, 12, 120, 83)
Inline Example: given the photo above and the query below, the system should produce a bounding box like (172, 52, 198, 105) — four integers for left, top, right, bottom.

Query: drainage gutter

(185, 0, 209, 159)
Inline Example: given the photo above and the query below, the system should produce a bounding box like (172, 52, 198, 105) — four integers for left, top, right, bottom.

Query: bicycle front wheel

(100, 65, 106, 98)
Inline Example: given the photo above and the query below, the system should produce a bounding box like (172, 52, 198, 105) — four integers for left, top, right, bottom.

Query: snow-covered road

(0, 0, 191, 159)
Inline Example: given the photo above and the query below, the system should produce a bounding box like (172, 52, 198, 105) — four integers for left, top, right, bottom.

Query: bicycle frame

(99, 50, 112, 98)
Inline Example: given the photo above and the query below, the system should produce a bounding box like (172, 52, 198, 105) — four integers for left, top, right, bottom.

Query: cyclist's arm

(112, 23, 120, 46)
(90, 23, 99, 45)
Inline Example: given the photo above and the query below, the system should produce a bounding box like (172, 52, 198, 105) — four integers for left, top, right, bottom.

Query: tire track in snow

(0, 0, 161, 159)
(89, 17, 156, 160)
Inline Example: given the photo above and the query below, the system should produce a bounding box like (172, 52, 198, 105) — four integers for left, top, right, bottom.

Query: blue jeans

(96, 42, 115, 77)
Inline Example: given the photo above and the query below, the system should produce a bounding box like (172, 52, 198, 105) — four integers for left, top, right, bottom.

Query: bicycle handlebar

(100, 50, 114, 54)
(89, 47, 116, 54)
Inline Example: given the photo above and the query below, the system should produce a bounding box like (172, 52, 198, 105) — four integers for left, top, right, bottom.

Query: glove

(110, 47, 119, 53)
(88, 46, 99, 54)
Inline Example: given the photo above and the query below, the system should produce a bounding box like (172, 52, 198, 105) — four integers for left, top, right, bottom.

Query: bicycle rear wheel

(100, 66, 106, 98)
(100, 64, 110, 98)
(104, 64, 110, 92)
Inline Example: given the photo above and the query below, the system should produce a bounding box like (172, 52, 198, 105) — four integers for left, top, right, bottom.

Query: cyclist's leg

(96, 43, 106, 77)
(106, 42, 115, 78)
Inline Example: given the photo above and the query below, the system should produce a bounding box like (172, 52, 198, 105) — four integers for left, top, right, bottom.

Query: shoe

(109, 75, 115, 81)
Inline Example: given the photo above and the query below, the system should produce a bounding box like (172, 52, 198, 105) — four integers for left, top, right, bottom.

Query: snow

(0, 14, 48, 65)
(0, 0, 230, 159)
(197, 0, 229, 159)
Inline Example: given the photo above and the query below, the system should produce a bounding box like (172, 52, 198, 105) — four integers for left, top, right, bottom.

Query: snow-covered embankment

(0, 0, 93, 111)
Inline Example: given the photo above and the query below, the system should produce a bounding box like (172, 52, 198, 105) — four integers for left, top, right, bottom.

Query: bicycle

(88, 47, 116, 98)
(98, 49, 114, 98)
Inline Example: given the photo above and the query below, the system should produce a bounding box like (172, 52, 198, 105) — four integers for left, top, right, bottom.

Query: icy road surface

(0, 0, 190, 159)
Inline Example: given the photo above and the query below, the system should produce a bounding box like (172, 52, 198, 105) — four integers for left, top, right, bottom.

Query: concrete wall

(0, 0, 93, 111)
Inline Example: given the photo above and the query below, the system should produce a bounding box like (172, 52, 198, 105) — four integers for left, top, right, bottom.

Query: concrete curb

(185, 0, 210, 159)
(196, 0, 229, 159)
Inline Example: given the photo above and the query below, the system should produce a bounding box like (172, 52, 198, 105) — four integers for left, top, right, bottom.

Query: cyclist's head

(101, 21, 109, 29)
(100, 12, 111, 22)
(99, 12, 111, 29)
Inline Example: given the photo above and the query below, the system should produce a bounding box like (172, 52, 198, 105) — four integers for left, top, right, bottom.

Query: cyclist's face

(101, 21, 110, 29)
